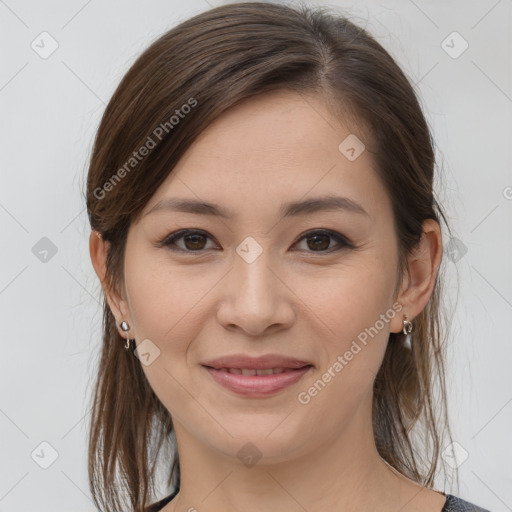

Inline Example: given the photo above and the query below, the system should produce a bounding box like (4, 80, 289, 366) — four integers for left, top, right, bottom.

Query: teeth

(256, 368, 274, 375)
(216, 367, 297, 375)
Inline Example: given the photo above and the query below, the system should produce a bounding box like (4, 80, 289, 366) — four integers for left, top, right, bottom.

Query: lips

(201, 354, 313, 397)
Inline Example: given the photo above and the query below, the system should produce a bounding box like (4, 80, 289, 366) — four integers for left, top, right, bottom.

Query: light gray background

(1, 0, 511, 511)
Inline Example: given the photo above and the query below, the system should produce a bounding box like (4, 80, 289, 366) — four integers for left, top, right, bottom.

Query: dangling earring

(120, 320, 135, 350)
(402, 314, 413, 349)
(402, 314, 413, 335)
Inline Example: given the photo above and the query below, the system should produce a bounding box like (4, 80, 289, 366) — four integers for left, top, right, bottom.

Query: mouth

(201, 354, 313, 371)
(204, 366, 310, 375)
(201, 359, 313, 397)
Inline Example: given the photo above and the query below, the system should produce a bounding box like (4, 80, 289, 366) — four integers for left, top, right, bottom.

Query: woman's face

(114, 90, 407, 462)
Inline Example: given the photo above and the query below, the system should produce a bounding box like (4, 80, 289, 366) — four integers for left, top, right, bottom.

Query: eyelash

(158, 228, 355, 255)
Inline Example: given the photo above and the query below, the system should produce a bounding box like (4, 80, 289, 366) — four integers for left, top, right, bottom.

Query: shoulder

(145, 487, 179, 512)
(442, 494, 492, 512)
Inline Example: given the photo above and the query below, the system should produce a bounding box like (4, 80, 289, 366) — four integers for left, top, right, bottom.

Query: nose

(216, 248, 295, 337)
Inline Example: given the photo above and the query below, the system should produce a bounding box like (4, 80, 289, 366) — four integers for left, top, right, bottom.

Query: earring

(402, 314, 413, 335)
(120, 320, 135, 350)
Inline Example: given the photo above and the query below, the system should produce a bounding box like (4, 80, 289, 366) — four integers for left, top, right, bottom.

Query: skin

(90, 90, 445, 512)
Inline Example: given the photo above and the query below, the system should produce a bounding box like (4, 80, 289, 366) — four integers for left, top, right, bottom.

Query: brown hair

(85, 2, 457, 510)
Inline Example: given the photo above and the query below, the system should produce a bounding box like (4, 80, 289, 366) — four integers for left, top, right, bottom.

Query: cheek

(123, 253, 212, 416)
(294, 273, 395, 429)
(298, 259, 397, 394)
(297, 256, 397, 342)
(124, 249, 211, 343)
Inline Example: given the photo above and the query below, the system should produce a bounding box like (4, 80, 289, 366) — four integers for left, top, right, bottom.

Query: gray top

(146, 490, 492, 511)
(443, 494, 492, 511)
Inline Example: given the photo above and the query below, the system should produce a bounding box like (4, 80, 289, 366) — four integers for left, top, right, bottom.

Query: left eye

(160, 229, 353, 253)
(293, 230, 352, 252)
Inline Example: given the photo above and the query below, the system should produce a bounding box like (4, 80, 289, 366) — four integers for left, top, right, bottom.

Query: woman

(86, 2, 491, 511)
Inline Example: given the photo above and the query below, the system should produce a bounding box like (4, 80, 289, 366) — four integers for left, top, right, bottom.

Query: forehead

(189, 90, 358, 164)
(141, 90, 390, 222)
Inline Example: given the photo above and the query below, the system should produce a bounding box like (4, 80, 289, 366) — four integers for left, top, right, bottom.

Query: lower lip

(203, 365, 312, 397)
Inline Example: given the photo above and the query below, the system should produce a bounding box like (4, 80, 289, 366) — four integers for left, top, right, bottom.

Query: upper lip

(202, 354, 313, 370)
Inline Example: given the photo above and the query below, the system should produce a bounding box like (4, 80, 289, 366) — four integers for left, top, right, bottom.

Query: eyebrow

(144, 194, 369, 219)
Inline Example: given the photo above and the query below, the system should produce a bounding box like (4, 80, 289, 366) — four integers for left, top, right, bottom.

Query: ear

(89, 230, 132, 338)
(390, 219, 443, 334)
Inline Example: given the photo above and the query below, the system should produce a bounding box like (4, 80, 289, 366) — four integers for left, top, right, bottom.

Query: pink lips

(201, 354, 313, 397)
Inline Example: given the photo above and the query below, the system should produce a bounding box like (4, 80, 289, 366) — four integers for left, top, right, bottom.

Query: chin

(197, 418, 313, 466)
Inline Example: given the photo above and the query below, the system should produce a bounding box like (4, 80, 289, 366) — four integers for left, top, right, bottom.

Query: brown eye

(162, 230, 216, 252)
(305, 233, 330, 251)
(293, 230, 352, 253)
(182, 233, 207, 250)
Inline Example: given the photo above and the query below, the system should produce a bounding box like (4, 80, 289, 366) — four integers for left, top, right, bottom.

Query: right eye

(160, 229, 219, 253)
